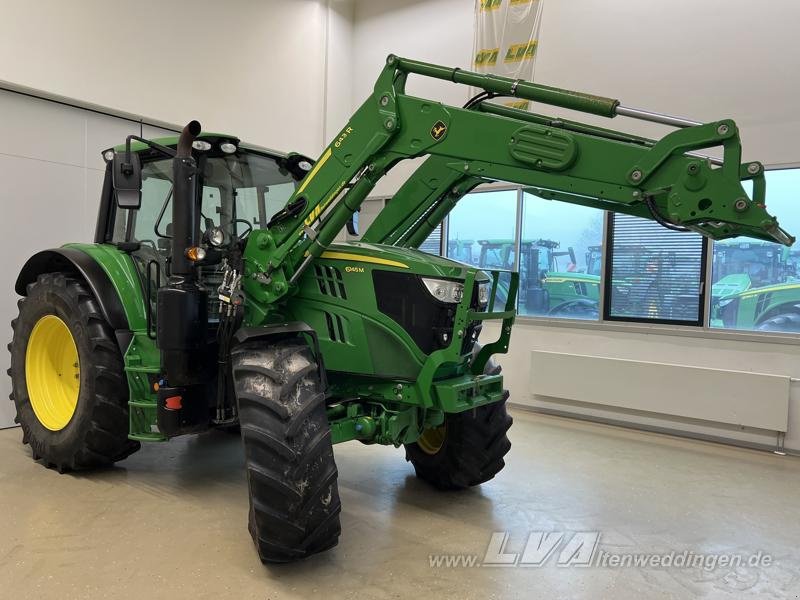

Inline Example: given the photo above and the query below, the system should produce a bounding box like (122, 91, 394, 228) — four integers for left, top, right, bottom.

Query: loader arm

(362, 100, 789, 250)
(243, 54, 793, 313)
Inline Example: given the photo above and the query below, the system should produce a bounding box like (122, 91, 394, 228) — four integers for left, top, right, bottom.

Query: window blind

(605, 213, 706, 325)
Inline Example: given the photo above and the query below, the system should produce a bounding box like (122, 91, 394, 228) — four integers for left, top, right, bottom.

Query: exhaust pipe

(171, 120, 202, 277)
(176, 119, 202, 158)
(157, 121, 209, 418)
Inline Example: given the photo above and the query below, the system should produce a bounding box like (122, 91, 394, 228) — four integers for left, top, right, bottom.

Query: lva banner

(472, 0, 545, 110)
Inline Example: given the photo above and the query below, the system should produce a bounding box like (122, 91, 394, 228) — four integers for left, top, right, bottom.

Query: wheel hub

(25, 314, 80, 431)
(417, 423, 446, 455)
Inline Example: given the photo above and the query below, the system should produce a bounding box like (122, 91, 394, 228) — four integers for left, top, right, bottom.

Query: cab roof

(108, 132, 287, 160)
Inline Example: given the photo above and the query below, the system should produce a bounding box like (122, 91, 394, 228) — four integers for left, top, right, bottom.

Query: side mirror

(112, 152, 142, 209)
(346, 209, 359, 236)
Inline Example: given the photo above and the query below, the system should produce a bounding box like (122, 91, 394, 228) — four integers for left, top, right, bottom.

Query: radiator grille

(324, 311, 347, 343)
(314, 265, 347, 299)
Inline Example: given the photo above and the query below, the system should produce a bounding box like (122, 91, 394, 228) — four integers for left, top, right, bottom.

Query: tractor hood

(545, 271, 600, 283)
(321, 242, 483, 280)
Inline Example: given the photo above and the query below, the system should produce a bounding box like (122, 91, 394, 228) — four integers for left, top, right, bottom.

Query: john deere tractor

(8, 55, 792, 563)
(709, 240, 800, 331)
(476, 238, 600, 317)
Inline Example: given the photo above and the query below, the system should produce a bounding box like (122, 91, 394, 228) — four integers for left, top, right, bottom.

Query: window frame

(601, 210, 710, 327)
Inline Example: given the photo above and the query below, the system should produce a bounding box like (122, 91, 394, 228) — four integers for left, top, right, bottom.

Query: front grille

(755, 292, 771, 317)
(372, 271, 456, 354)
(314, 265, 347, 299)
(324, 311, 347, 343)
(573, 281, 588, 296)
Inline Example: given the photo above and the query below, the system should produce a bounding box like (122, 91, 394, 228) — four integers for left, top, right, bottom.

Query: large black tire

(232, 339, 341, 563)
(8, 273, 139, 471)
(757, 312, 800, 333)
(404, 350, 512, 490)
(548, 298, 600, 320)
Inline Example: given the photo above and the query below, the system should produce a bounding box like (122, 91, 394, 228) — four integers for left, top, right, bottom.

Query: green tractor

(711, 241, 800, 331)
(477, 238, 600, 317)
(7, 55, 791, 563)
(711, 240, 792, 301)
(447, 238, 476, 264)
(586, 245, 603, 276)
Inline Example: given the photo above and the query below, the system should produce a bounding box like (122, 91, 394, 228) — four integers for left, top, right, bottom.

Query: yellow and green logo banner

(472, 0, 544, 111)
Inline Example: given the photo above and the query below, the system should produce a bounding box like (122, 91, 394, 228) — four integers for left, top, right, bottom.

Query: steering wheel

(232, 218, 253, 239)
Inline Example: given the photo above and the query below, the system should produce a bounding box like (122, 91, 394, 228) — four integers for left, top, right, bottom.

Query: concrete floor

(1, 410, 799, 600)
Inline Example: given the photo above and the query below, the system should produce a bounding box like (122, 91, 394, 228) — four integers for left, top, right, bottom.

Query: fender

(15, 248, 131, 350)
(233, 322, 328, 391)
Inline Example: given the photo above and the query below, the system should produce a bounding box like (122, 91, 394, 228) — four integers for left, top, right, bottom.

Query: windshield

(112, 149, 296, 247)
(479, 244, 515, 269)
(712, 242, 787, 286)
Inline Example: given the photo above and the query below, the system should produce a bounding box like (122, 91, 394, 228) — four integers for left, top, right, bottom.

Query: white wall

(0, 0, 340, 157)
(351, 0, 800, 451)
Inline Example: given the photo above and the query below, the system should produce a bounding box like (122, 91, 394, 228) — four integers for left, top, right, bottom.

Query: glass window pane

(606, 213, 704, 324)
(520, 192, 603, 319)
(418, 224, 443, 256)
(446, 189, 517, 308)
(711, 168, 800, 333)
(447, 189, 517, 268)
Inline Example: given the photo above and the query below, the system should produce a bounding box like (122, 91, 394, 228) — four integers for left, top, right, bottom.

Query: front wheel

(405, 350, 512, 490)
(405, 395, 512, 490)
(232, 339, 341, 563)
(548, 298, 599, 319)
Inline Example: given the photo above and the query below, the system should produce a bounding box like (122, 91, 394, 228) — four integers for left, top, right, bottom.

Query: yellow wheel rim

(417, 423, 446, 455)
(25, 315, 80, 431)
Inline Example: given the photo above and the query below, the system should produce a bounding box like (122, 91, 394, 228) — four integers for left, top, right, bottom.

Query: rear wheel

(8, 273, 139, 471)
(232, 339, 341, 563)
(757, 311, 800, 333)
(404, 349, 512, 490)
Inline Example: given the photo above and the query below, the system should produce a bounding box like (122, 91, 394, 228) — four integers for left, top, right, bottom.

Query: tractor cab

(96, 134, 308, 323)
(447, 239, 475, 265)
(585, 245, 603, 276)
(476, 238, 598, 317)
(711, 240, 791, 301)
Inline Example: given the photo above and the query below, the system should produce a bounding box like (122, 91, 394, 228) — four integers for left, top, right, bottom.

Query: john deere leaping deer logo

(430, 120, 447, 141)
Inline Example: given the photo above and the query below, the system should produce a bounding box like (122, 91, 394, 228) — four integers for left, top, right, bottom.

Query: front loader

(8, 54, 793, 563)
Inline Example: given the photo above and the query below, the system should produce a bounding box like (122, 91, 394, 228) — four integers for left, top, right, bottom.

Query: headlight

(421, 278, 464, 303)
(477, 281, 491, 306)
(206, 226, 225, 247)
(220, 142, 237, 154)
(192, 140, 212, 151)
